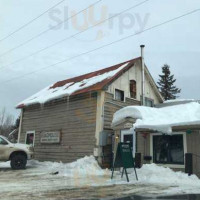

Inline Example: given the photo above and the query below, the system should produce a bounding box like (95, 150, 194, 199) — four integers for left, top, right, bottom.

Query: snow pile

(28, 156, 108, 178)
(30, 157, 200, 193)
(129, 164, 200, 194)
(164, 99, 195, 103)
(17, 63, 129, 107)
(112, 102, 200, 133)
(136, 163, 199, 186)
(1, 156, 200, 195)
(110, 163, 200, 194)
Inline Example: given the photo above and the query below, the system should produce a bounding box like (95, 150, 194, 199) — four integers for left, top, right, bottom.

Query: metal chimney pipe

(140, 45, 145, 106)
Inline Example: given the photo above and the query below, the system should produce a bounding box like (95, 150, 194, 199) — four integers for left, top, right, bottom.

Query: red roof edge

(17, 104, 25, 109)
(50, 57, 141, 89)
(16, 57, 141, 109)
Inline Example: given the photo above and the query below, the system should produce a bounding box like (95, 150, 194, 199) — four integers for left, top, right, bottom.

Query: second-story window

(115, 89, 124, 101)
(145, 97, 154, 107)
(130, 80, 136, 99)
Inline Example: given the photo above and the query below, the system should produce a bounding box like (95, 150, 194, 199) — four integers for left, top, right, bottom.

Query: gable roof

(17, 57, 141, 108)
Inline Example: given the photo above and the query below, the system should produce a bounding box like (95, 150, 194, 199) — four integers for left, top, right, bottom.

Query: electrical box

(99, 131, 108, 146)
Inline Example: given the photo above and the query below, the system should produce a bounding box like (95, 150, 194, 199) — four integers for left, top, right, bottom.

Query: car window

(0, 137, 8, 145)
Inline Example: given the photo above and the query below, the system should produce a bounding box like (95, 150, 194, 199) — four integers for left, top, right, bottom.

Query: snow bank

(1, 156, 200, 194)
(28, 156, 108, 177)
(134, 164, 200, 194)
(110, 163, 200, 194)
(30, 157, 200, 194)
(27, 156, 200, 188)
(112, 102, 200, 133)
(17, 63, 129, 107)
(136, 163, 199, 186)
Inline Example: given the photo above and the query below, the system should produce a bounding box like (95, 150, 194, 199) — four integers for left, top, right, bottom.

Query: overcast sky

(0, 0, 200, 118)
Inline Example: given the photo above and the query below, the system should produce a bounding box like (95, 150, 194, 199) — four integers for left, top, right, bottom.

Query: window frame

(114, 89, 125, 102)
(150, 132, 187, 168)
(145, 97, 154, 107)
(25, 131, 35, 147)
(129, 80, 137, 99)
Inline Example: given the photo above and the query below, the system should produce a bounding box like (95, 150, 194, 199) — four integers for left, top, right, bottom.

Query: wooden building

(16, 56, 163, 167)
(112, 100, 200, 176)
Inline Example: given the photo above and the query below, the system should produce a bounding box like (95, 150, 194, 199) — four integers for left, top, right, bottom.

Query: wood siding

(107, 60, 163, 105)
(20, 93, 97, 163)
(102, 92, 140, 167)
(187, 130, 200, 177)
(104, 92, 140, 130)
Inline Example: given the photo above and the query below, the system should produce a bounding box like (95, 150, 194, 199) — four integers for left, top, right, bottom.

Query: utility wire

(0, 8, 199, 85)
(0, 0, 149, 70)
(0, 0, 66, 43)
(0, 0, 102, 58)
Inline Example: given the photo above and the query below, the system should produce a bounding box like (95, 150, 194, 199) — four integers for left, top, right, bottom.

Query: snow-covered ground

(0, 156, 200, 199)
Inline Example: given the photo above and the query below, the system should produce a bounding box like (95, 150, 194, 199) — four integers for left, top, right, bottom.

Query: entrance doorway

(120, 129, 135, 173)
(121, 129, 135, 157)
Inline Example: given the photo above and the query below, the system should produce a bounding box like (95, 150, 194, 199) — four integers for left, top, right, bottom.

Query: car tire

(10, 154, 27, 170)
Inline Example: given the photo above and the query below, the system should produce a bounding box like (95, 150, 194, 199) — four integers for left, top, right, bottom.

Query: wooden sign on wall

(40, 131, 61, 144)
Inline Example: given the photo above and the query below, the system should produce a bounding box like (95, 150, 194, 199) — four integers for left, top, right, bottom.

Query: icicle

(89, 91, 92, 99)
(67, 95, 70, 110)
(40, 102, 45, 110)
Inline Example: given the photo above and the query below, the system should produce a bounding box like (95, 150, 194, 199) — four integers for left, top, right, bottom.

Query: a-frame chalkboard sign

(111, 142, 138, 182)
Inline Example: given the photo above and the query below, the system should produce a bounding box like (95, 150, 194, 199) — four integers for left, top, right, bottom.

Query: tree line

(0, 107, 19, 137)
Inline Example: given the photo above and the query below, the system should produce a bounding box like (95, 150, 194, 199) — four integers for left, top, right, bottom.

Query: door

(121, 129, 135, 157)
(121, 129, 135, 173)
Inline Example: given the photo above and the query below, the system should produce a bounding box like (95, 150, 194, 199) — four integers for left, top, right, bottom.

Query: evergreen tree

(157, 64, 181, 100)
(14, 116, 20, 129)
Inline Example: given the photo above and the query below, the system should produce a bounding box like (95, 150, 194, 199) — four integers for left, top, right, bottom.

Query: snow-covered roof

(17, 57, 141, 108)
(164, 99, 195, 103)
(156, 99, 197, 108)
(112, 102, 200, 133)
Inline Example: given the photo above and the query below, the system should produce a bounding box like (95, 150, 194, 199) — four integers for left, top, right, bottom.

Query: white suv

(0, 135, 34, 169)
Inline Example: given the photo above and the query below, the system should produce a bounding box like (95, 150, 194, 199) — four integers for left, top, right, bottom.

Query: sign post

(111, 142, 138, 182)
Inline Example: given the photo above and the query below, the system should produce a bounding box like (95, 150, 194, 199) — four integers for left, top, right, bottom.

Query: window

(26, 131, 35, 146)
(153, 134, 184, 165)
(130, 80, 136, 99)
(140, 97, 154, 107)
(115, 89, 124, 101)
(145, 97, 154, 107)
(0, 137, 8, 145)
